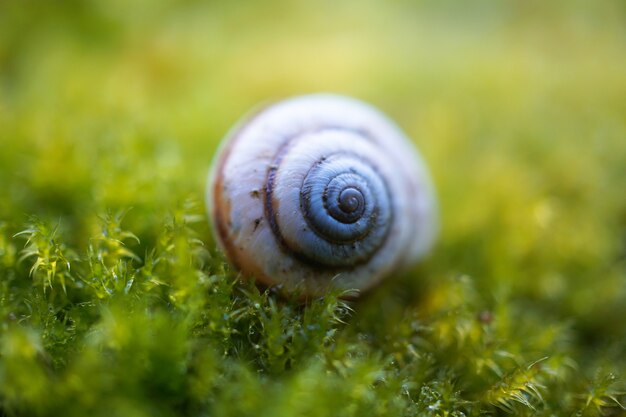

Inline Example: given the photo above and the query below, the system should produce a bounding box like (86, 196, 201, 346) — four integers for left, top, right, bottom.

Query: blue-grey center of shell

(297, 154, 392, 267)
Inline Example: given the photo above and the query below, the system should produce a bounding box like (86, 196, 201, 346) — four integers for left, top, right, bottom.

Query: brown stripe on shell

(211, 105, 279, 286)
(212, 136, 242, 274)
(264, 139, 298, 259)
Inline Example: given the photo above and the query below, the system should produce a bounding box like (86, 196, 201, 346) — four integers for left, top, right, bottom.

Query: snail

(207, 94, 437, 297)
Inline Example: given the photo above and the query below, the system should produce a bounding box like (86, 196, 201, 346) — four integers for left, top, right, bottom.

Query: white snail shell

(207, 94, 437, 297)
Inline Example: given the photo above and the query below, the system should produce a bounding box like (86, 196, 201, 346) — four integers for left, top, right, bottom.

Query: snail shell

(207, 94, 437, 297)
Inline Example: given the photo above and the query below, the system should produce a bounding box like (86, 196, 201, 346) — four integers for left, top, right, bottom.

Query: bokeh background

(1, 1, 625, 416)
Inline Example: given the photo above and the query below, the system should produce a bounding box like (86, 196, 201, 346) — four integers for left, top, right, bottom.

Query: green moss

(1, 1, 625, 415)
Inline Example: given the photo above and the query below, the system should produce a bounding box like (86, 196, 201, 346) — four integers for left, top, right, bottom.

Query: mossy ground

(1, 1, 625, 416)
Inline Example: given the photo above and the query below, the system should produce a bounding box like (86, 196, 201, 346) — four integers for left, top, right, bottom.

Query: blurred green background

(1, 1, 625, 416)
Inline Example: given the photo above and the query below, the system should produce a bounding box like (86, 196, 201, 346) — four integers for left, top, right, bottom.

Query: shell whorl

(208, 94, 437, 297)
(266, 131, 392, 268)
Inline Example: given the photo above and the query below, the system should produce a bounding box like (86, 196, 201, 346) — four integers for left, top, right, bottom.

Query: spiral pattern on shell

(208, 94, 437, 297)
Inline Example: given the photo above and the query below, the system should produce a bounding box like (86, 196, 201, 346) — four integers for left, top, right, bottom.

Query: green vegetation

(1, 1, 625, 415)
